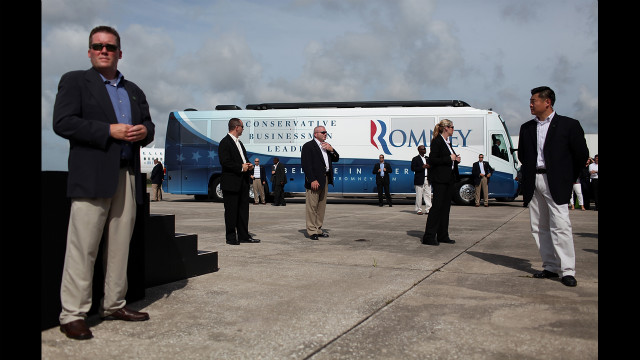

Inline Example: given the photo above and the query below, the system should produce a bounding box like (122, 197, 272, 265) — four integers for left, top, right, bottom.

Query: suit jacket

(411, 155, 430, 185)
(518, 114, 589, 206)
(471, 161, 493, 186)
(301, 139, 340, 190)
(52, 67, 154, 204)
(151, 163, 164, 184)
(218, 134, 251, 192)
(271, 162, 287, 190)
(253, 165, 267, 184)
(428, 135, 459, 184)
(372, 162, 392, 185)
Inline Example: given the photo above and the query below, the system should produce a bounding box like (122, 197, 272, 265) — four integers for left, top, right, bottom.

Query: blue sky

(42, 0, 598, 171)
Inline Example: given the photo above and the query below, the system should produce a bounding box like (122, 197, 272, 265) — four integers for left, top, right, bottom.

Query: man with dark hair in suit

(218, 118, 260, 245)
(271, 157, 287, 206)
(471, 154, 493, 207)
(411, 145, 431, 215)
(372, 154, 393, 207)
(301, 126, 339, 240)
(518, 86, 589, 287)
(53, 25, 154, 340)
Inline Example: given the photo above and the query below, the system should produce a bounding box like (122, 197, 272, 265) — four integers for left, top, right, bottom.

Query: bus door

(488, 132, 516, 196)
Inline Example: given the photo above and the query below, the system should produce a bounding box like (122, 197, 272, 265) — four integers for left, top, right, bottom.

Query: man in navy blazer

(53, 26, 154, 340)
(471, 154, 493, 207)
(301, 126, 339, 240)
(372, 154, 393, 207)
(411, 145, 432, 215)
(218, 118, 260, 244)
(518, 86, 589, 287)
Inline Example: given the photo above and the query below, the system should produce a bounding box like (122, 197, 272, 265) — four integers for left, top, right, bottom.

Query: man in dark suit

(301, 126, 339, 240)
(271, 157, 287, 206)
(218, 118, 260, 245)
(518, 86, 589, 287)
(151, 158, 164, 201)
(372, 154, 393, 207)
(411, 145, 432, 215)
(53, 26, 154, 340)
(250, 157, 267, 205)
(422, 119, 459, 246)
(471, 154, 493, 207)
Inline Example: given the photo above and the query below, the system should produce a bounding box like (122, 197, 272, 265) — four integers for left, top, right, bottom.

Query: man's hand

(311, 180, 320, 190)
(110, 124, 148, 142)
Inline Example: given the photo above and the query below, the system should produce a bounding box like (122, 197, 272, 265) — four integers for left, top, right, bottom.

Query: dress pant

(273, 184, 285, 205)
(151, 183, 162, 201)
(305, 175, 328, 236)
(529, 173, 576, 277)
(377, 179, 392, 205)
(423, 180, 453, 242)
(590, 178, 599, 210)
(415, 178, 432, 213)
(474, 177, 489, 205)
(223, 180, 250, 242)
(252, 178, 265, 203)
(59, 168, 136, 324)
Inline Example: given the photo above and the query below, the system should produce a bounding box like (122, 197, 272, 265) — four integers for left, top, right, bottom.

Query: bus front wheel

(453, 181, 475, 206)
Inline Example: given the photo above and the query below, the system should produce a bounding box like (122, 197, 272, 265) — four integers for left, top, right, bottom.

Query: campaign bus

(162, 100, 520, 205)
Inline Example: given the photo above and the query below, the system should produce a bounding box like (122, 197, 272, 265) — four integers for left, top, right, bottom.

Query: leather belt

(536, 168, 547, 174)
(120, 159, 132, 168)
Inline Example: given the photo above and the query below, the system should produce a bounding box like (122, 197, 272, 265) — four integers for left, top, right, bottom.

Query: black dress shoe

(319, 232, 329, 237)
(309, 234, 319, 240)
(103, 307, 150, 321)
(533, 270, 559, 279)
(561, 275, 577, 287)
(379, 203, 383, 207)
(60, 319, 93, 340)
(388, 203, 392, 207)
(421, 238, 439, 246)
(240, 237, 261, 243)
(271, 203, 281, 206)
(439, 238, 455, 244)
(226, 239, 240, 245)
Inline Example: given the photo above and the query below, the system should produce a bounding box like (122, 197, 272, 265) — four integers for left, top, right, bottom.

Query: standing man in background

(471, 154, 493, 207)
(250, 157, 267, 205)
(588, 154, 598, 211)
(301, 126, 339, 240)
(53, 25, 154, 340)
(518, 86, 589, 287)
(372, 154, 393, 207)
(151, 158, 164, 201)
(219, 118, 260, 245)
(271, 157, 287, 206)
(411, 145, 431, 215)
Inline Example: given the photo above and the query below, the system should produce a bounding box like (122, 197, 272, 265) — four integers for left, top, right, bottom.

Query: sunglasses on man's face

(90, 43, 119, 52)
(316, 131, 327, 134)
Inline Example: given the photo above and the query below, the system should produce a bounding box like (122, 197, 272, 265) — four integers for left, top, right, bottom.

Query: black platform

(41, 171, 218, 330)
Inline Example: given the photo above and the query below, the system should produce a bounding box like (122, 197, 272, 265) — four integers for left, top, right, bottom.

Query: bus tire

(211, 177, 224, 202)
(453, 180, 475, 206)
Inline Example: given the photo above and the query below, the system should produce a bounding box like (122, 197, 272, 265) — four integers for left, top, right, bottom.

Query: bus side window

(491, 134, 509, 161)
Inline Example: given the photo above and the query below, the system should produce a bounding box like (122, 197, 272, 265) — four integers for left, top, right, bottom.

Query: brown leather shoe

(103, 307, 150, 321)
(60, 319, 93, 340)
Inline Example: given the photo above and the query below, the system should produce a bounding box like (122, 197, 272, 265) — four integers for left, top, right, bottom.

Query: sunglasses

(316, 131, 327, 134)
(90, 43, 119, 52)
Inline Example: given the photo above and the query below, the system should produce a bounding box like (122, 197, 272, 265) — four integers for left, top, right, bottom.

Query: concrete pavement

(41, 192, 598, 359)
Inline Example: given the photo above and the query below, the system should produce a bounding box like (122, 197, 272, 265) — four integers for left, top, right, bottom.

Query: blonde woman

(422, 119, 460, 246)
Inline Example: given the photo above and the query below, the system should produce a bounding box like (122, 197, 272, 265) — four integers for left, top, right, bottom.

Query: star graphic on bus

(192, 151, 202, 162)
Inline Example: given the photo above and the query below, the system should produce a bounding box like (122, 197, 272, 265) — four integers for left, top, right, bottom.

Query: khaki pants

(59, 168, 136, 324)
(475, 176, 489, 206)
(151, 183, 162, 201)
(252, 178, 265, 203)
(305, 175, 328, 236)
